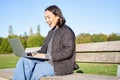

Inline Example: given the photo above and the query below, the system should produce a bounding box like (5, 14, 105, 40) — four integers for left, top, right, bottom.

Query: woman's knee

(35, 62, 55, 75)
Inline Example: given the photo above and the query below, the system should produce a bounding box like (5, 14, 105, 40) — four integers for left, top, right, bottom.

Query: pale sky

(0, 0, 120, 37)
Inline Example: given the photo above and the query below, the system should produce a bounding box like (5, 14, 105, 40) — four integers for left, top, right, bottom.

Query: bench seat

(0, 68, 119, 80)
(0, 68, 14, 80)
(41, 73, 119, 80)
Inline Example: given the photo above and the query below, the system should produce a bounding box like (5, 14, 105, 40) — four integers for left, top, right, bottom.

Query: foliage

(8, 34, 18, 39)
(27, 33, 45, 47)
(1, 24, 120, 54)
(37, 25, 41, 35)
(91, 33, 107, 42)
(107, 33, 120, 41)
(0, 37, 2, 45)
(0, 38, 12, 54)
(19, 36, 28, 48)
(76, 33, 120, 44)
(29, 27, 33, 35)
(0, 34, 45, 54)
(76, 33, 92, 43)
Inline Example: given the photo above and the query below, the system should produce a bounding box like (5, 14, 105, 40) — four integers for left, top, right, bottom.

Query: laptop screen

(8, 38, 26, 57)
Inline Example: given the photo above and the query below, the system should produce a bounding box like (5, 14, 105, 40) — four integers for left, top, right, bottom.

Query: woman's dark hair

(45, 5, 66, 27)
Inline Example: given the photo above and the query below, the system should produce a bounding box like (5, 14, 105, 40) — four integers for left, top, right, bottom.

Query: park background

(0, 0, 120, 54)
(0, 0, 120, 76)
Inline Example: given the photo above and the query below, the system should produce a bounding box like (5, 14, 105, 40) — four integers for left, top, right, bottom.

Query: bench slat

(75, 52, 120, 64)
(76, 41, 120, 52)
(0, 68, 14, 80)
(41, 73, 118, 80)
(25, 47, 40, 52)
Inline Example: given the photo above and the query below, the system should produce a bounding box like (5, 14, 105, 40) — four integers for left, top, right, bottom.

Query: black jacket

(38, 24, 76, 75)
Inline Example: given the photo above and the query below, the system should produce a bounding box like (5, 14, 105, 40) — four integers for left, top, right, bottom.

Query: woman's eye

(47, 16, 50, 19)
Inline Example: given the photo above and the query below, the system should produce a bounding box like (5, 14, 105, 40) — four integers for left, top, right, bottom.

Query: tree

(8, 25, 14, 36)
(37, 25, 41, 35)
(8, 34, 18, 39)
(0, 38, 12, 54)
(107, 33, 120, 41)
(27, 33, 45, 47)
(20, 32, 28, 48)
(19, 36, 28, 48)
(29, 27, 33, 36)
(76, 33, 92, 43)
(23, 32, 27, 37)
(8, 25, 18, 38)
(91, 33, 107, 42)
(0, 37, 2, 46)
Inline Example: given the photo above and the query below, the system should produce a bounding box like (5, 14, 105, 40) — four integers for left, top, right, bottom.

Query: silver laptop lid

(8, 38, 27, 57)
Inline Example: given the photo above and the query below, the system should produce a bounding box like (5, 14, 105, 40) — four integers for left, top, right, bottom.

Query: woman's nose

(46, 19, 49, 23)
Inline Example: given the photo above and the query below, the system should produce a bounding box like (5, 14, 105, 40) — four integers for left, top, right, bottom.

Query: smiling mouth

(48, 22, 52, 26)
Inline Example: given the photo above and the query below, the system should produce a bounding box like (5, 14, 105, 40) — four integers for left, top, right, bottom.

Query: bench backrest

(75, 41, 120, 77)
(75, 41, 120, 64)
(25, 41, 120, 64)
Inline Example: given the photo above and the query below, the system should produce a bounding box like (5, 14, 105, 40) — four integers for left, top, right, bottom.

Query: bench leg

(117, 64, 120, 77)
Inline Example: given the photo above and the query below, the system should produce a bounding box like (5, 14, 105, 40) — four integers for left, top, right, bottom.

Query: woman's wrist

(33, 51, 38, 55)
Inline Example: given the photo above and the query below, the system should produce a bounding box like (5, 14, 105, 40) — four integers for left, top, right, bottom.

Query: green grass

(0, 54, 117, 76)
(74, 63, 117, 76)
(0, 54, 19, 69)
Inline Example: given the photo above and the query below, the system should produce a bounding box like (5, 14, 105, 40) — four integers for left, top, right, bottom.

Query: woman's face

(45, 10, 59, 28)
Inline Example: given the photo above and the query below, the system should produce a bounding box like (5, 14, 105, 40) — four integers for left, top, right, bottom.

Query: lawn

(74, 63, 117, 76)
(0, 54, 19, 69)
(0, 54, 117, 76)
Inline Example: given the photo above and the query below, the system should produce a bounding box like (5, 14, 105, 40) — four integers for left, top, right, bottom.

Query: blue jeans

(13, 57, 55, 80)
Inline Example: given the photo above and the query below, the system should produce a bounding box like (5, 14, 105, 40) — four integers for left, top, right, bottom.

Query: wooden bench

(0, 41, 120, 80)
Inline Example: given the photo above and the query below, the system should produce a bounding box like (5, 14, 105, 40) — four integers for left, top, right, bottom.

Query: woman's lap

(13, 57, 54, 80)
(31, 61, 55, 80)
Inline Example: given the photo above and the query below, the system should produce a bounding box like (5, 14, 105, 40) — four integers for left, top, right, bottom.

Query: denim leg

(31, 62, 55, 80)
(13, 57, 36, 80)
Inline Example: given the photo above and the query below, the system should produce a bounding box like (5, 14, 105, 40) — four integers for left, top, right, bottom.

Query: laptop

(8, 38, 49, 61)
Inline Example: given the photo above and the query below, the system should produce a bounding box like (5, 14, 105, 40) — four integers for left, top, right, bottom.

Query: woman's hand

(33, 53, 46, 58)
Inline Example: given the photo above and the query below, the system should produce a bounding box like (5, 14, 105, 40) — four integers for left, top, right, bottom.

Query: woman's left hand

(33, 53, 46, 58)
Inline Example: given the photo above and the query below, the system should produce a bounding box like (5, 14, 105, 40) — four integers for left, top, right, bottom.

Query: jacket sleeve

(37, 44, 47, 53)
(51, 28, 75, 62)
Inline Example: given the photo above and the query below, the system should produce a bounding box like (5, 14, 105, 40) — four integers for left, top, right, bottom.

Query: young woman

(13, 5, 76, 80)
